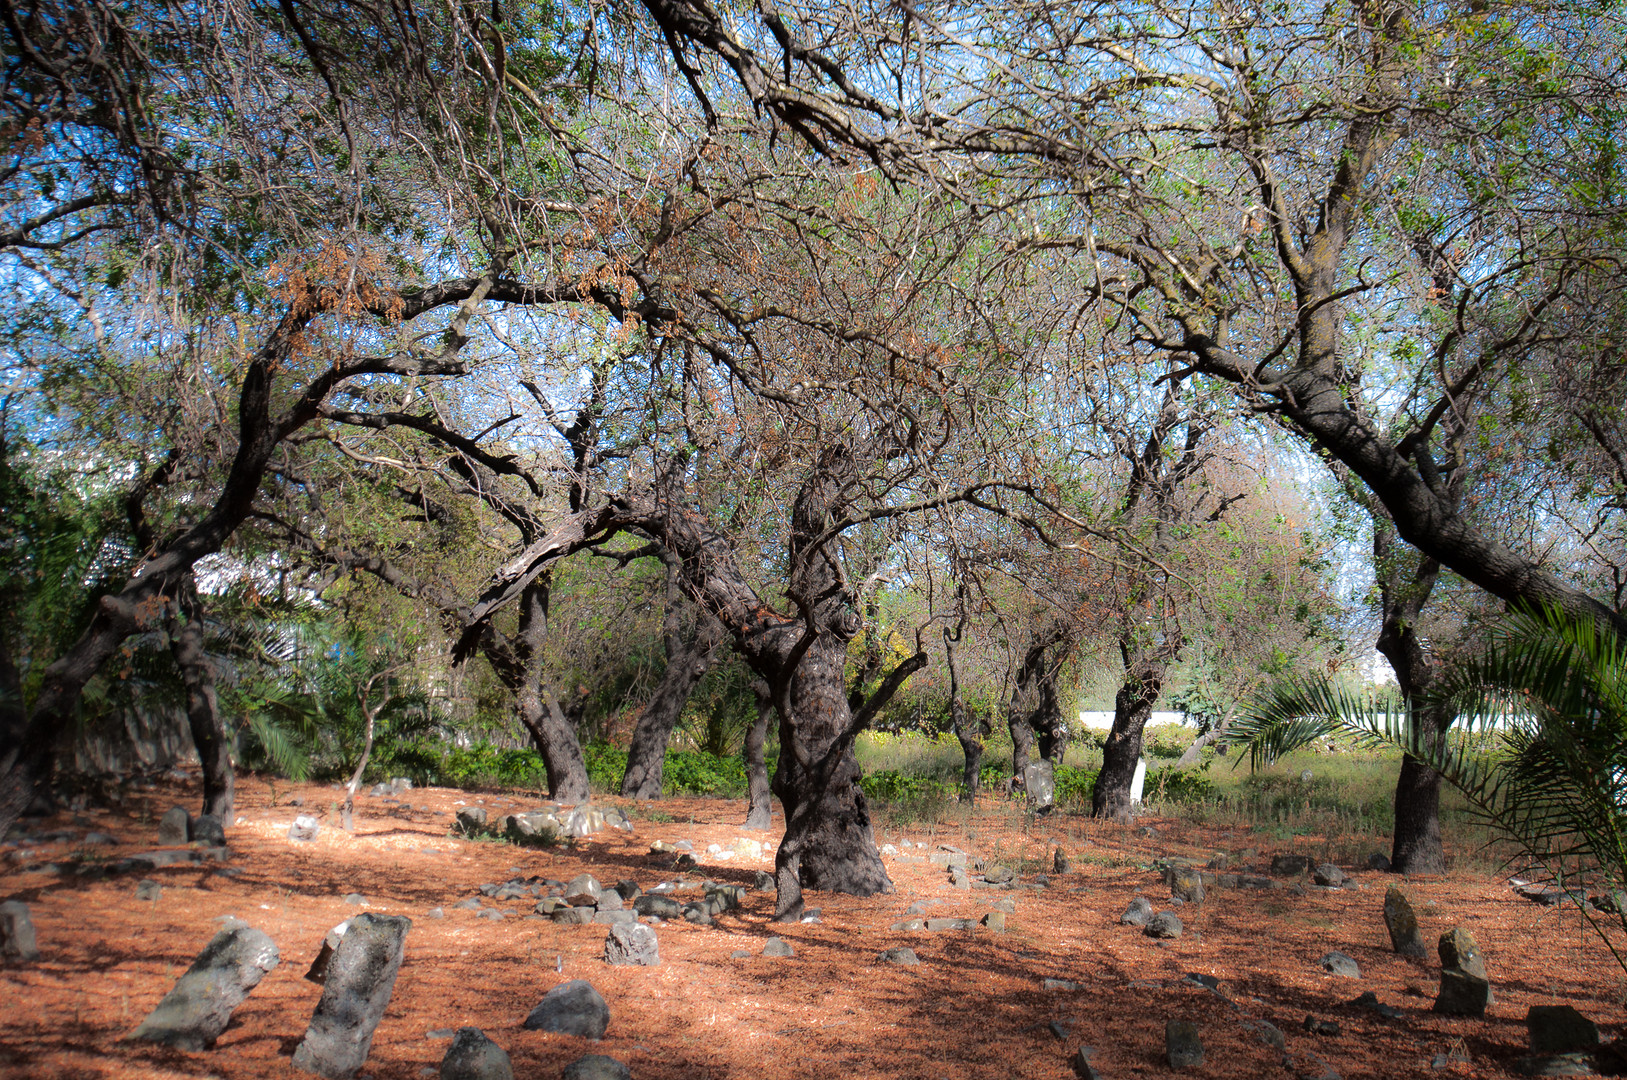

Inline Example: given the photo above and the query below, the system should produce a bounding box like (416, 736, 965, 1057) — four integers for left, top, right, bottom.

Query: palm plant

(1228, 608, 1627, 971)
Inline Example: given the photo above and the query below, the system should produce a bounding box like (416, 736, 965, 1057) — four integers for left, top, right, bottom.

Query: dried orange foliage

(1, 779, 1618, 1080)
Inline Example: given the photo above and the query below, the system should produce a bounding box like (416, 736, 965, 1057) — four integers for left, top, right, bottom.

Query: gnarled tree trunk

(507, 576, 591, 803)
(166, 574, 234, 820)
(621, 561, 726, 799)
(944, 613, 987, 803)
(744, 678, 773, 829)
(1007, 622, 1071, 785)
(1092, 647, 1169, 822)
(1373, 520, 1449, 874)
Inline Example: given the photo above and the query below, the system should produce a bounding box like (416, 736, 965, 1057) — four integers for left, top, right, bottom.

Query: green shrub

(1146, 765, 1217, 804)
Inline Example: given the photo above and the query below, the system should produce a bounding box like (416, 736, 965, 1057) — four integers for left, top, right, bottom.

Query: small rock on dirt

(564, 874, 602, 907)
(1312, 864, 1347, 887)
(878, 947, 920, 966)
(1303, 1015, 1341, 1036)
(763, 937, 794, 957)
(523, 979, 610, 1038)
(561, 1055, 631, 1080)
(1166, 1019, 1204, 1069)
(1320, 951, 1360, 978)
(1528, 1005, 1600, 1055)
(455, 807, 487, 831)
(1270, 854, 1313, 876)
(982, 911, 1007, 932)
(191, 814, 227, 846)
(1145, 912, 1183, 939)
(602, 922, 659, 966)
(288, 815, 320, 843)
(0, 900, 39, 963)
(439, 1027, 512, 1080)
(753, 871, 774, 891)
(1120, 897, 1154, 927)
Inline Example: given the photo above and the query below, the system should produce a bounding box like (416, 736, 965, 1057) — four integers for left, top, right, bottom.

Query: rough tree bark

(509, 577, 591, 803)
(1372, 519, 1450, 875)
(1091, 648, 1170, 823)
(166, 574, 235, 820)
(1006, 622, 1071, 784)
(621, 558, 727, 799)
(744, 678, 774, 829)
(943, 610, 988, 803)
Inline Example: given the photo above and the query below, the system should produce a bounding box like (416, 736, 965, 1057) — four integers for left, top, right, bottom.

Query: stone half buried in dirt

(1144, 911, 1183, 939)
(129, 924, 280, 1050)
(291, 913, 411, 1079)
(562, 1054, 632, 1080)
(1528, 1005, 1600, 1056)
(1434, 926, 1493, 1016)
(0, 900, 40, 963)
(524, 979, 610, 1039)
(439, 1026, 513, 1080)
(1383, 885, 1428, 959)
(1119, 897, 1154, 927)
(158, 806, 191, 845)
(1166, 1019, 1204, 1069)
(562, 804, 632, 839)
(602, 922, 659, 966)
(877, 947, 920, 966)
(1319, 951, 1361, 978)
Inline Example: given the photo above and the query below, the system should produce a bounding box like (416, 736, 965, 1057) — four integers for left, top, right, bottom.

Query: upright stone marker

(523, 979, 610, 1038)
(291, 913, 411, 1079)
(1023, 761, 1055, 811)
(1383, 885, 1428, 958)
(192, 814, 227, 847)
(130, 925, 280, 1050)
(0, 900, 40, 963)
(158, 806, 191, 845)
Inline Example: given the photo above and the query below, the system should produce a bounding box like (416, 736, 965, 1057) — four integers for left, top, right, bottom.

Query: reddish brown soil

(0, 775, 1619, 1080)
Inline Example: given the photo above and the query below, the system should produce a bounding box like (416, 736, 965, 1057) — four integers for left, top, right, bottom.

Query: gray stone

(477, 909, 506, 922)
(925, 917, 971, 931)
(159, 806, 191, 845)
(1438, 926, 1489, 980)
(1528, 1005, 1599, 1055)
(304, 920, 352, 984)
(753, 871, 775, 891)
(1303, 1015, 1341, 1036)
(562, 804, 632, 839)
(523, 979, 609, 1038)
(192, 814, 227, 847)
(762, 937, 794, 958)
(130, 924, 280, 1050)
(984, 864, 1015, 885)
(1145, 912, 1183, 939)
(593, 910, 636, 926)
(1023, 760, 1055, 809)
(1367, 852, 1392, 872)
(1054, 847, 1072, 874)
(506, 812, 561, 843)
(452, 897, 483, 911)
(730, 949, 752, 959)
(1383, 885, 1428, 958)
(83, 831, 118, 845)
(1271, 854, 1314, 876)
(1043, 978, 1079, 991)
(1166, 1019, 1204, 1069)
(877, 947, 920, 966)
(1120, 897, 1154, 927)
(603, 922, 659, 966)
(1169, 866, 1205, 904)
(343, 893, 367, 906)
(552, 906, 594, 926)
(614, 881, 642, 902)
(288, 815, 320, 842)
(891, 919, 925, 931)
(594, 890, 623, 912)
(291, 913, 411, 1079)
(136, 879, 161, 902)
(1434, 967, 1493, 1016)
(439, 1027, 512, 1080)
(1319, 951, 1360, 978)
(564, 874, 603, 907)
(561, 1054, 631, 1080)
(1312, 863, 1347, 888)
(426, 908, 444, 919)
(981, 911, 1007, 932)
(949, 864, 970, 889)
(1072, 1047, 1101, 1080)
(681, 903, 712, 926)
(0, 900, 39, 963)
(455, 807, 488, 832)
(632, 895, 681, 919)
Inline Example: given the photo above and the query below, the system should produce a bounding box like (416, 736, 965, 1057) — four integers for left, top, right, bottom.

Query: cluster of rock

(119, 911, 410, 1079)
(933, 845, 1054, 893)
(1119, 896, 1182, 939)
(454, 803, 633, 844)
(365, 777, 414, 798)
(891, 894, 1015, 933)
(158, 805, 227, 847)
(6, 807, 234, 878)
